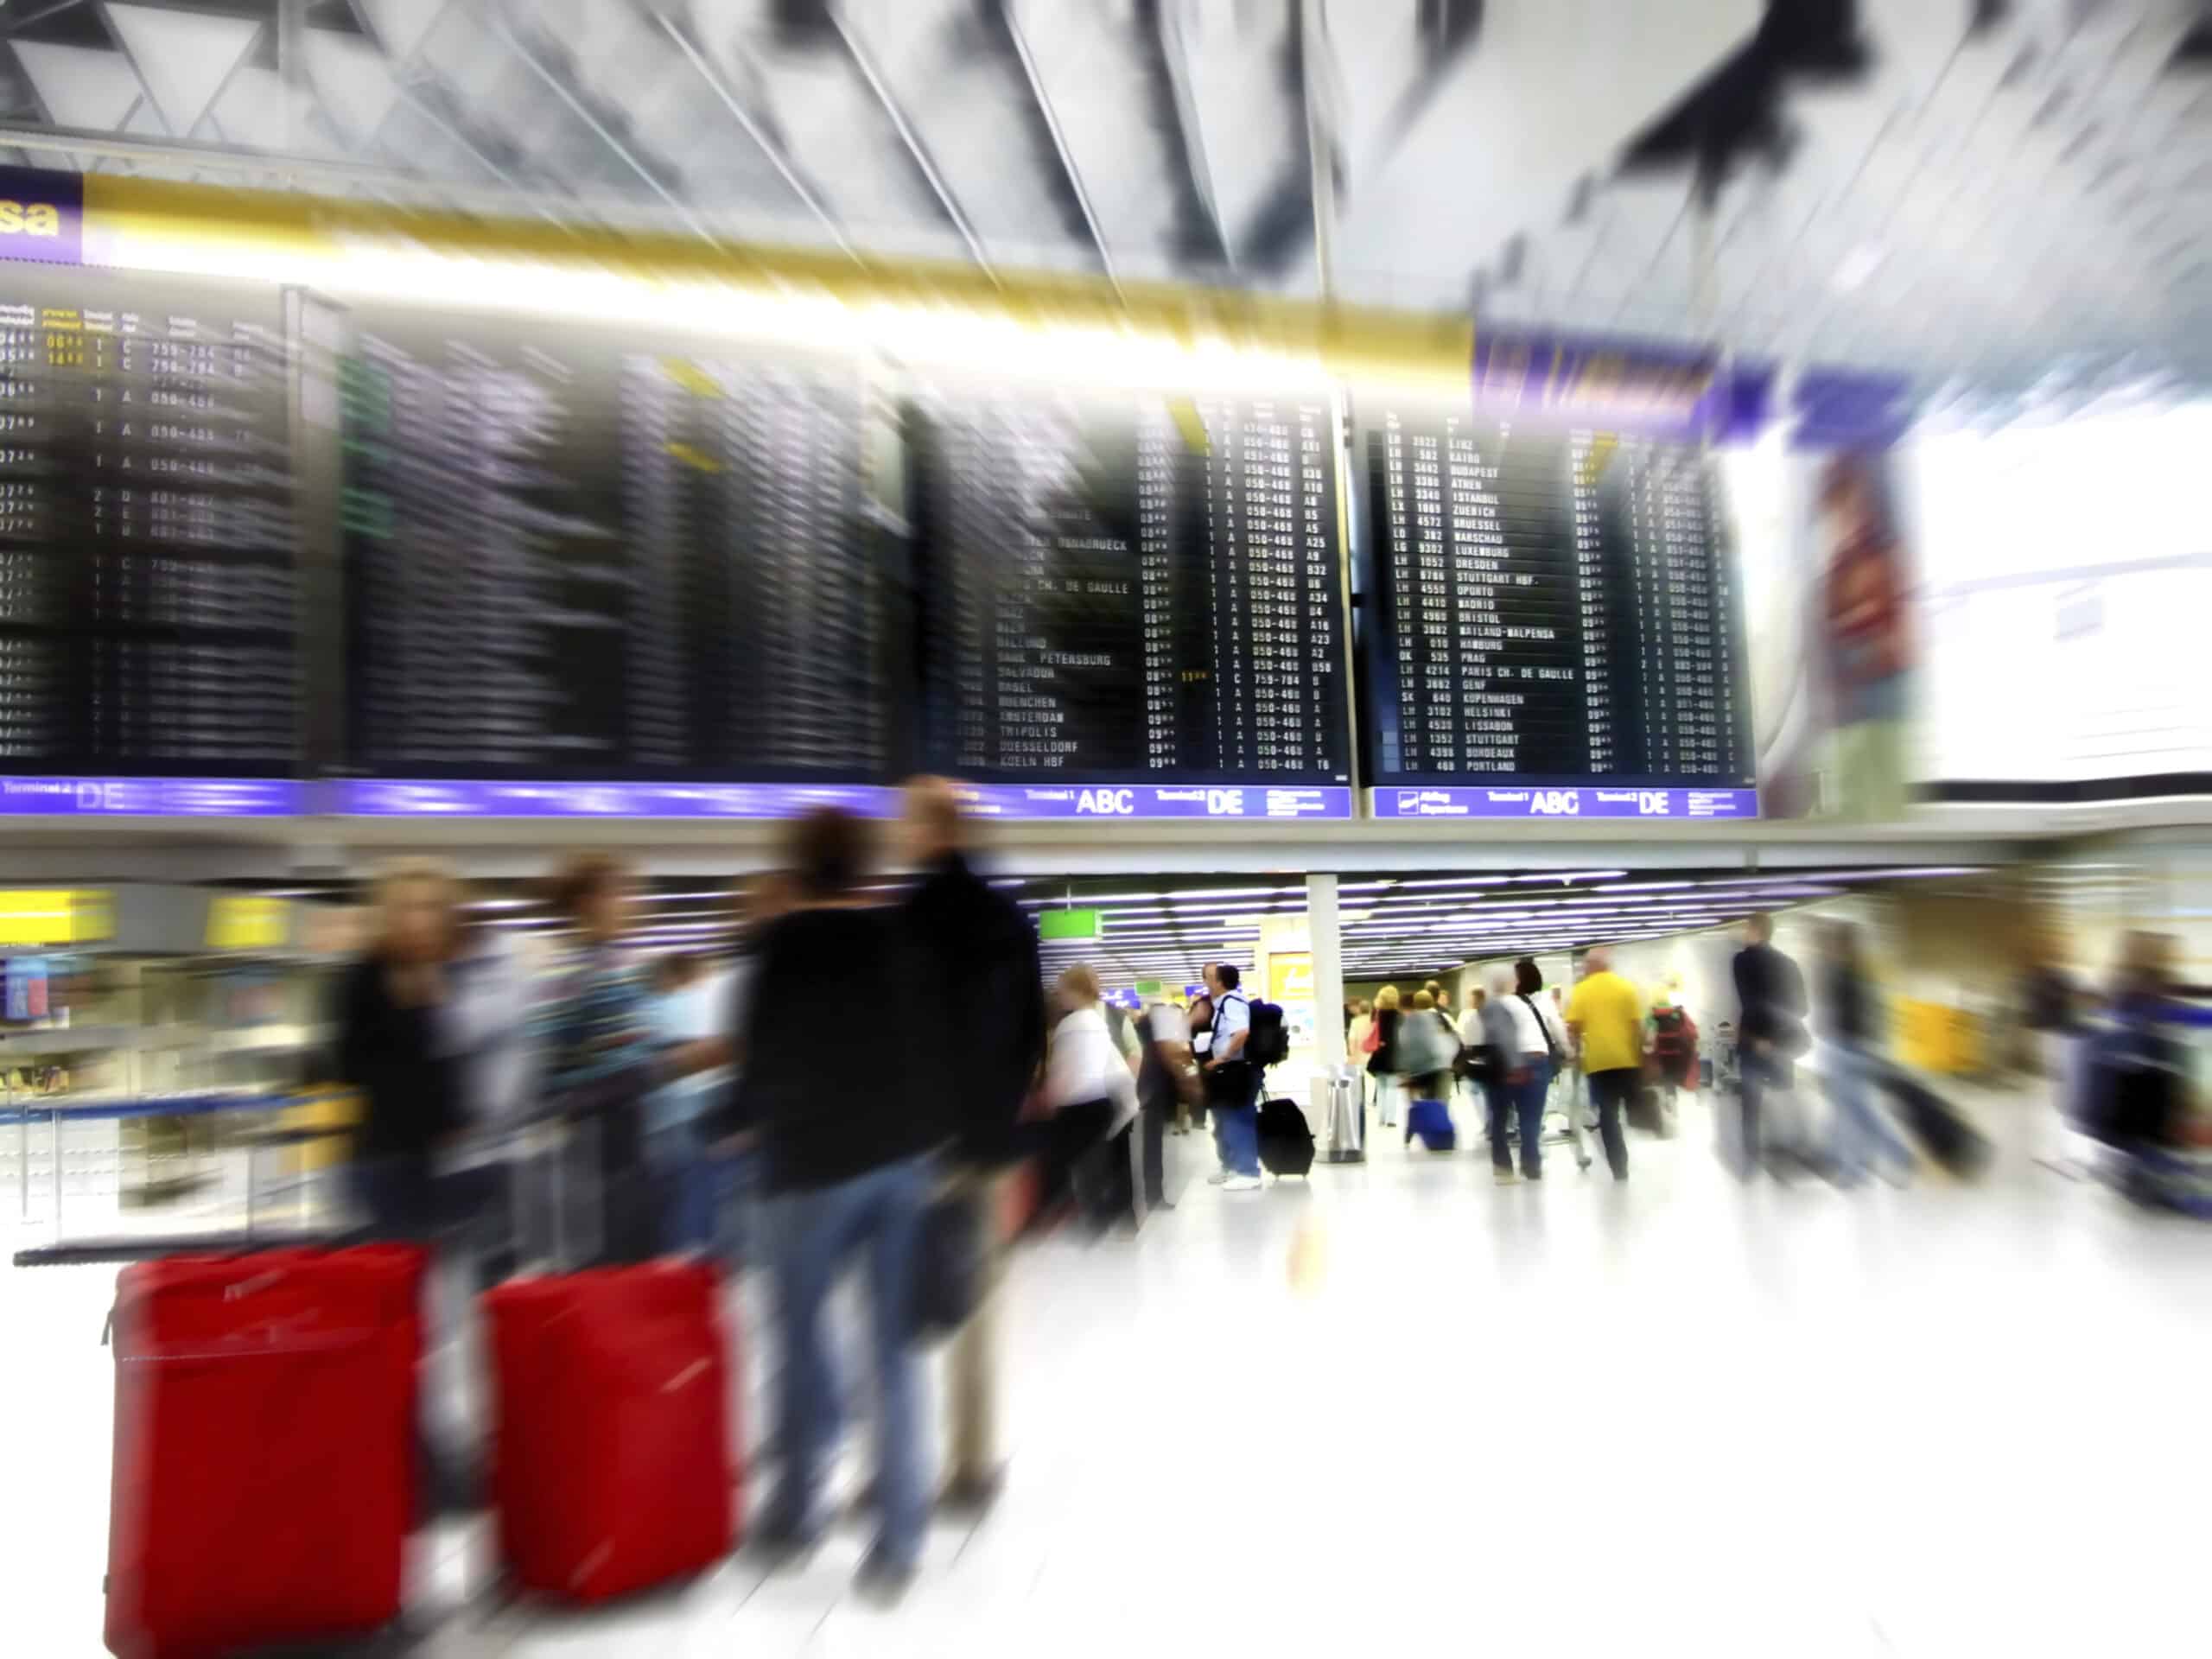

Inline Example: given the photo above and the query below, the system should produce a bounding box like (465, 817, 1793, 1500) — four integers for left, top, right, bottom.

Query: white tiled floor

(8, 1085, 2211, 1656)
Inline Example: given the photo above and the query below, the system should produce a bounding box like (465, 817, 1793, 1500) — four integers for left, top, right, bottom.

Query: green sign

(1134, 978, 1163, 996)
(1038, 907, 1099, 942)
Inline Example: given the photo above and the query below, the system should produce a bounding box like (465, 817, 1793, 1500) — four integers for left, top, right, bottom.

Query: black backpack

(1244, 999, 1289, 1068)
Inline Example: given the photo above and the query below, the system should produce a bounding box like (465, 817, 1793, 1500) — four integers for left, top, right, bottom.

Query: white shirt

(1142, 1004, 1189, 1046)
(442, 931, 539, 1130)
(1044, 1007, 1140, 1132)
(1455, 1007, 1485, 1048)
(1504, 991, 1568, 1058)
(1210, 990, 1250, 1058)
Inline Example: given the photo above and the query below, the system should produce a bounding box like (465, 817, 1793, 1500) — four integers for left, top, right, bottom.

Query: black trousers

(1026, 1099, 1116, 1228)
(1141, 1101, 1172, 1204)
(1736, 1051, 1792, 1176)
(1585, 1068, 1637, 1179)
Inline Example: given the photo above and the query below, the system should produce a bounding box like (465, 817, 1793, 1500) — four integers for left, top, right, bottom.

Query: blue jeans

(644, 1122, 718, 1255)
(765, 1154, 932, 1568)
(1497, 1058, 1552, 1177)
(1825, 1044, 1912, 1182)
(1209, 1064, 1261, 1177)
(1214, 1103, 1260, 1177)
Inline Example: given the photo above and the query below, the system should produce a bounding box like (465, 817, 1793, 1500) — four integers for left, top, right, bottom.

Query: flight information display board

(0, 265, 298, 814)
(335, 309, 889, 814)
(1362, 397, 1756, 820)
(909, 383, 1351, 820)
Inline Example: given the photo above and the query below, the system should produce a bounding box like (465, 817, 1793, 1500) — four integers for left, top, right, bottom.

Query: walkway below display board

(5, 1078, 2204, 1656)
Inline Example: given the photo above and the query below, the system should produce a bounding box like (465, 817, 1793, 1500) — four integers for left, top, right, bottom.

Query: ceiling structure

(235, 862, 1993, 982)
(0, 1, 2203, 403)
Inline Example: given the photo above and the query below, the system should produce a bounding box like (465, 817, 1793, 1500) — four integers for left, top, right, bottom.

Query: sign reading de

(0, 168, 82, 266)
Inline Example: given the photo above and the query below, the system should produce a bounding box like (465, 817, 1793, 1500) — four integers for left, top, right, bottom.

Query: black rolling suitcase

(1257, 1098, 1315, 1178)
(1881, 1068, 1993, 1179)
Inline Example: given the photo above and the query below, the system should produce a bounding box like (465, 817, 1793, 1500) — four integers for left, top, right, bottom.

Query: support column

(1308, 872, 1344, 1068)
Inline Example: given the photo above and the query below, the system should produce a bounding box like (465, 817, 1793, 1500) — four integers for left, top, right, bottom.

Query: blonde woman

(333, 860, 464, 1238)
(1039, 964, 1141, 1226)
(1367, 983, 1403, 1128)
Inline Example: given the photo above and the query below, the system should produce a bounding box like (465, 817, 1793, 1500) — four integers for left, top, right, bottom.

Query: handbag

(911, 1191, 985, 1342)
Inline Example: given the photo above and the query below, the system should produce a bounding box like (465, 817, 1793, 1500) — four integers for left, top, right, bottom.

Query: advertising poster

(1748, 370, 1921, 821)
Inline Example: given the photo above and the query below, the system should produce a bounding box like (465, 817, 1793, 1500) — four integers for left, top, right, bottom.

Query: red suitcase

(104, 1245, 427, 1659)
(483, 1259, 737, 1603)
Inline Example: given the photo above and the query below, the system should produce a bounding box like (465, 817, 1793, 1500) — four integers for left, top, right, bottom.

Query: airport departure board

(0, 267, 295, 779)
(338, 309, 887, 791)
(1362, 398, 1756, 816)
(910, 385, 1351, 802)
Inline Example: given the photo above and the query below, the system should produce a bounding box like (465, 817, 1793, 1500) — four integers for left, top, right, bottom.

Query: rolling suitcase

(104, 1245, 427, 1659)
(1406, 1097, 1457, 1152)
(484, 1262, 736, 1602)
(486, 1116, 738, 1604)
(1257, 1097, 1316, 1177)
(1880, 1068, 1993, 1179)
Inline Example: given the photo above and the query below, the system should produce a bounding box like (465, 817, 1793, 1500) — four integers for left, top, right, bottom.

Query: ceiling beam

(825, 3, 994, 275)
(653, 8, 856, 261)
(1140, 0, 1235, 268)
(988, 0, 1119, 296)
(490, 15, 724, 248)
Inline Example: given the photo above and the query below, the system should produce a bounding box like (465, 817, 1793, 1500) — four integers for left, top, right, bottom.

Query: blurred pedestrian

(1454, 988, 1491, 1128)
(333, 860, 463, 1240)
(2086, 931, 2187, 1154)
(1368, 983, 1402, 1129)
(1200, 961, 1263, 1190)
(897, 776, 1045, 1512)
(1135, 996, 1199, 1211)
(1565, 945, 1643, 1180)
(1040, 965, 1140, 1228)
(726, 807, 939, 1598)
(641, 951, 728, 1254)
(1186, 987, 1216, 1140)
(1731, 914, 1808, 1179)
(1819, 921, 1913, 1187)
(2018, 935, 2079, 1080)
(536, 854, 723, 1263)
(1401, 988, 1457, 1107)
(1478, 969, 1529, 1183)
(1507, 959, 1572, 1179)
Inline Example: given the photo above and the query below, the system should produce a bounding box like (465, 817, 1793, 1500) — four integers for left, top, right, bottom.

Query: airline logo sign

(1381, 787, 1758, 820)
(0, 168, 81, 266)
(955, 784, 1353, 820)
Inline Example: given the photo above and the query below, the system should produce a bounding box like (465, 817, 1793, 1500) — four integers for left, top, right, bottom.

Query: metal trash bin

(1314, 1064, 1364, 1164)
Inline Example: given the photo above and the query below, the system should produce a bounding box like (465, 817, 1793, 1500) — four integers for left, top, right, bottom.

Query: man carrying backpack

(1199, 961, 1264, 1192)
(898, 778, 1046, 1510)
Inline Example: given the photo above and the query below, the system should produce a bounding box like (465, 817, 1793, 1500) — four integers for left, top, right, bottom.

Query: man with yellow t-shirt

(1565, 946, 1643, 1180)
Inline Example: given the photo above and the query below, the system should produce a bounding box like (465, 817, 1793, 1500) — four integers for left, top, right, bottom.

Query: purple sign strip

(330, 780, 898, 818)
(0, 166, 83, 267)
(0, 777, 302, 817)
(1470, 326, 1756, 444)
(1374, 786, 1759, 821)
(955, 784, 1353, 821)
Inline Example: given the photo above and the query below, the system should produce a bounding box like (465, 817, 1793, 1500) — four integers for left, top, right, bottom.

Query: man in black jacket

(899, 775, 1046, 1510)
(1732, 912, 1808, 1178)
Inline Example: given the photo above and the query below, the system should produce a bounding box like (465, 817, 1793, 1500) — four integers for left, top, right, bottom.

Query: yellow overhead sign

(0, 889, 113, 946)
(206, 895, 292, 952)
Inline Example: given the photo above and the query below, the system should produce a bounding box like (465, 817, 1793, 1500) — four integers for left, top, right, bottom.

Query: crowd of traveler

(329, 817, 2212, 1601)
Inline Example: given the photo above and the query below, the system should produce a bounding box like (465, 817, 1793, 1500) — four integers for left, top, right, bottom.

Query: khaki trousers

(941, 1164, 1011, 1482)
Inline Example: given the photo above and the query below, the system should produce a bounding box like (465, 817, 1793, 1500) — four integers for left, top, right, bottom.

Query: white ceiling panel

(0, 0, 2196, 397)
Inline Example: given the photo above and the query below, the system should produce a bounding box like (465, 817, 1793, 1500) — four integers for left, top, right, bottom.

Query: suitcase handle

(115, 1325, 382, 1365)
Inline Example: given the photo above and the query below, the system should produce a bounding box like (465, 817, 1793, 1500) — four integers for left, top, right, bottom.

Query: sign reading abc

(1379, 786, 1759, 820)
(950, 783, 1353, 819)
(0, 168, 80, 266)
